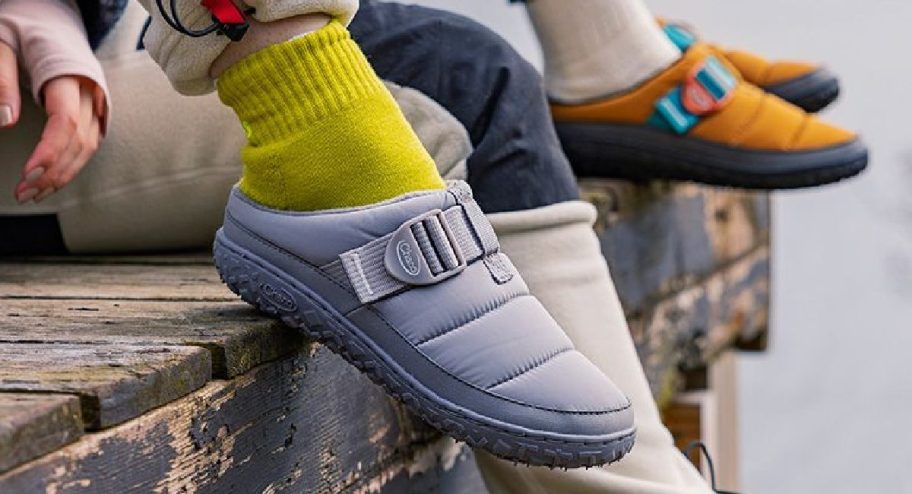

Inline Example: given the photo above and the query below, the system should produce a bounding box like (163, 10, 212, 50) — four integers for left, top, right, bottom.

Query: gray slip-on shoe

(213, 181, 635, 468)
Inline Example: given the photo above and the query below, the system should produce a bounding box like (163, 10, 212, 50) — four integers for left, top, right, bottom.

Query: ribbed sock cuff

(216, 21, 386, 144)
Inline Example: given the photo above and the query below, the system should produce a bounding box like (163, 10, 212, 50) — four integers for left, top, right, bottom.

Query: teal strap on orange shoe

(648, 55, 737, 134)
(663, 23, 697, 51)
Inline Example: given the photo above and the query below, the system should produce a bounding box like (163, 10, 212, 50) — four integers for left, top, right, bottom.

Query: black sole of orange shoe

(555, 122, 868, 189)
(763, 68, 840, 113)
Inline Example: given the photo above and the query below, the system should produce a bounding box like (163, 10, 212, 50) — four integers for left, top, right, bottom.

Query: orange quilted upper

(655, 18, 820, 88)
(550, 44, 855, 152)
(721, 49, 817, 87)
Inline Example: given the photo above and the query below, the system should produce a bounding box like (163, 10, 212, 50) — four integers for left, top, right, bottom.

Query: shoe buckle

(384, 209, 468, 286)
(649, 55, 737, 134)
(681, 55, 737, 115)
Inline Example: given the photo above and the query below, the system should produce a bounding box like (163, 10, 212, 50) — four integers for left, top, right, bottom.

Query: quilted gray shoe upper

(220, 181, 633, 439)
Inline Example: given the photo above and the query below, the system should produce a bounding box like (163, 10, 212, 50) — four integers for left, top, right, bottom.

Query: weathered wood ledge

(0, 180, 770, 493)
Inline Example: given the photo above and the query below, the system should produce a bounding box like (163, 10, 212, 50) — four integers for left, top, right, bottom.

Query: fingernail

(34, 188, 55, 203)
(16, 188, 38, 204)
(24, 167, 44, 184)
(0, 105, 11, 127)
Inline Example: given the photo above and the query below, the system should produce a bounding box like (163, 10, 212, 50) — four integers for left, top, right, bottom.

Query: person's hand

(0, 41, 105, 204)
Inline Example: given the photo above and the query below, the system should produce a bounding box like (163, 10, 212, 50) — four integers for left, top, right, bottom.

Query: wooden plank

(581, 179, 769, 312)
(0, 343, 211, 430)
(0, 262, 232, 301)
(628, 246, 769, 407)
(0, 347, 457, 494)
(662, 400, 702, 469)
(369, 442, 487, 494)
(708, 352, 740, 491)
(0, 252, 213, 265)
(0, 393, 83, 473)
(663, 365, 741, 493)
(0, 299, 303, 378)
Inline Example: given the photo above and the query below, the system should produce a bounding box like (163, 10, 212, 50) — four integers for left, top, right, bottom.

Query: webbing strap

(449, 182, 514, 284)
(663, 24, 697, 51)
(338, 183, 512, 304)
(648, 55, 737, 134)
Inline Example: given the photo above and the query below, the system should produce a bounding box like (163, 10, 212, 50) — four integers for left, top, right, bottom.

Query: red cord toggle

(201, 0, 246, 25)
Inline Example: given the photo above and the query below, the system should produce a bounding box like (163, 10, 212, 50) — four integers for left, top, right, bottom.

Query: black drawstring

(153, 0, 253, 41)
(155, 0, 221, 37)
(682, 441, 741, 494)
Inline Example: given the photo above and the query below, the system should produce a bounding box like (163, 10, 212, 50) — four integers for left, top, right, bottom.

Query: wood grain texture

(0, 262, 232, 301)
(0, 393, 83, 473)
(0, 299, 303, 378)
(0, 343, 211, 430)
(0, 348, 481, 494)
(630, 247, 769, 407)
(582, 180, 769, 311)
(662, 401, 703, 470)
(1, 253, 213, 265)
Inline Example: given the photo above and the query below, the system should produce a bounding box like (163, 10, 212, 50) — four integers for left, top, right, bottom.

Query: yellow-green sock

(216, 21, 445, 211)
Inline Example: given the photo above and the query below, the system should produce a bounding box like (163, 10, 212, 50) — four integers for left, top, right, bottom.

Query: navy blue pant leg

(350, 0, 579, 214)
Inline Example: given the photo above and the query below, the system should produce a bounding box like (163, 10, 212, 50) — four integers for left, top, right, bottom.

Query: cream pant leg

(476, 203, 713, 494)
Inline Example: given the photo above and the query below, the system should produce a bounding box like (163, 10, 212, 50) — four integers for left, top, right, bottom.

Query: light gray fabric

(221, 181, 635, 437)
(449, 182, 514, 284)
(223, 184, 450, 266)
(487, 350, 630, 412)
(418, 295, 572, 388)
(338, 205, 480, 304)
(336, 183, 506, 304)
(373, 260, 529, 346)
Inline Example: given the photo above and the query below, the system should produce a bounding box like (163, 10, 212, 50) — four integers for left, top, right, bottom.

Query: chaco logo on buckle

(649, 55, 737, 135)
(396, 240, 421, 276)
(383, 208, 469, 287)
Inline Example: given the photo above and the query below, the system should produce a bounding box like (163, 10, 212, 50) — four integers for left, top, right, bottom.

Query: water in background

(407, 1, 912, 491)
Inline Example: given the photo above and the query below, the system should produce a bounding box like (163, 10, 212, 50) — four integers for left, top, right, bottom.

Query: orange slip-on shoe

(550, 43, 868, 189)
(660, 20, 839, 113)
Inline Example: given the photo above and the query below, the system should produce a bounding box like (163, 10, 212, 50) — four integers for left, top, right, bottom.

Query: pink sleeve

(0, 0, 111, 130)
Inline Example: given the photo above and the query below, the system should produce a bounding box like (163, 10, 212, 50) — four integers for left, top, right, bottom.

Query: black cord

(155, 0, 220, 38)
(682, 441, 741, 494)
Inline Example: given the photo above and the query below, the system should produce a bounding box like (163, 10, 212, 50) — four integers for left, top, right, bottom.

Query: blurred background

(407, 1, 912, 492)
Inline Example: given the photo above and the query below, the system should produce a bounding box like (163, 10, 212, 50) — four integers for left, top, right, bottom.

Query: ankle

(216, 21, 388, 145)
(215, 21, 444, 211)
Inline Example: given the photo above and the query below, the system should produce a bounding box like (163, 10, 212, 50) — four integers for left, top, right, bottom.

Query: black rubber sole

(213, 233, 637, 469)
(763, 68, 840, 113)
(555, 122, 868, 189)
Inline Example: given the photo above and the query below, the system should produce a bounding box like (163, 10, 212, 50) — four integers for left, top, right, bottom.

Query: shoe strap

(663, 23, 698, 51)
(339, 182, 513, 304)
(647, 55, 737, 134)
